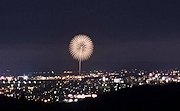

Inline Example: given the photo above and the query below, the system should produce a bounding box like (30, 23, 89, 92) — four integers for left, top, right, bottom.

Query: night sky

(1, 0, 180, 74)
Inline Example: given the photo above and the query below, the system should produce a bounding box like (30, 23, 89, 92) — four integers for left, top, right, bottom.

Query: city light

(0, 68, 180, 103)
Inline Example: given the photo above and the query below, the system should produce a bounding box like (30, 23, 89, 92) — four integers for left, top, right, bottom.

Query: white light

(91, 94, 97, 98)
(120, 80, 124, 83)
(6, 77, 13, 81)
(139, 83, 143, 85)
(63, 99, 68, 102)
(166, 79, 169, 83)
(168, 77, 171, 81)
(23, 76, 28, 80)
(84, 95, 91, 97)
(155, 74, 158, 78)
(44, 100, 47, 103)
(74, 99, 78, 102)
(102, 77, 105, 81)
(114, 78, 120, 83)
(41, 76, 46, 80)
(1, 76, 5, 80)
(10, 94, 13, 97)
(68, 99, 73, 102)
(162, 76, 166, 80)
(68, 94, 73, 98)
(76, 94, 85, 99)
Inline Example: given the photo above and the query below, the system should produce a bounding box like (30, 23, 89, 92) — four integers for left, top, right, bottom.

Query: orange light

(91, 94, 97, 98)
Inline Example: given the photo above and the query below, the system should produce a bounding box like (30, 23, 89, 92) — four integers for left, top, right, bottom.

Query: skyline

(1, 1, 180, 74)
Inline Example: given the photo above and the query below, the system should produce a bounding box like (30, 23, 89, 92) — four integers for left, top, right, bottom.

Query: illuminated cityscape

(1, 68, 180, 103)
(1, 0, 180, 110)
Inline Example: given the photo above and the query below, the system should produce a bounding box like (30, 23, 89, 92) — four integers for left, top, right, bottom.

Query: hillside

(0, 83, 180, 111)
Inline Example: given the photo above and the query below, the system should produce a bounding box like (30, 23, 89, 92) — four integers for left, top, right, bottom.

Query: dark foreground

(0, 83, 180, 111)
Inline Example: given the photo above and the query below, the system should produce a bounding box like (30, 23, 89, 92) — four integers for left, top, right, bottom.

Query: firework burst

(69, 34, 94, 74)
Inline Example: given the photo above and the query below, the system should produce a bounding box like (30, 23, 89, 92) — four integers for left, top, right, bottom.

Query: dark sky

(1, 0, 180, 74)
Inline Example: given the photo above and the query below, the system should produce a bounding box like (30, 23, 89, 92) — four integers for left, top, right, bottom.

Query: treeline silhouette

(0, 83, 180, 111)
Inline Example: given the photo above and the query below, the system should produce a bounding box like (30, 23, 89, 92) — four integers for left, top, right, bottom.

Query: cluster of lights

(1, 68, 180, 103)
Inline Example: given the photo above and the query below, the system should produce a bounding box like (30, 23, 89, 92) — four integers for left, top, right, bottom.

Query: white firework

(69, 34, 94, 74)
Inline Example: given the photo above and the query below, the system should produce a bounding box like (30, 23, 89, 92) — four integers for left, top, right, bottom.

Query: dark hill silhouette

(0, 83, 180, 111)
